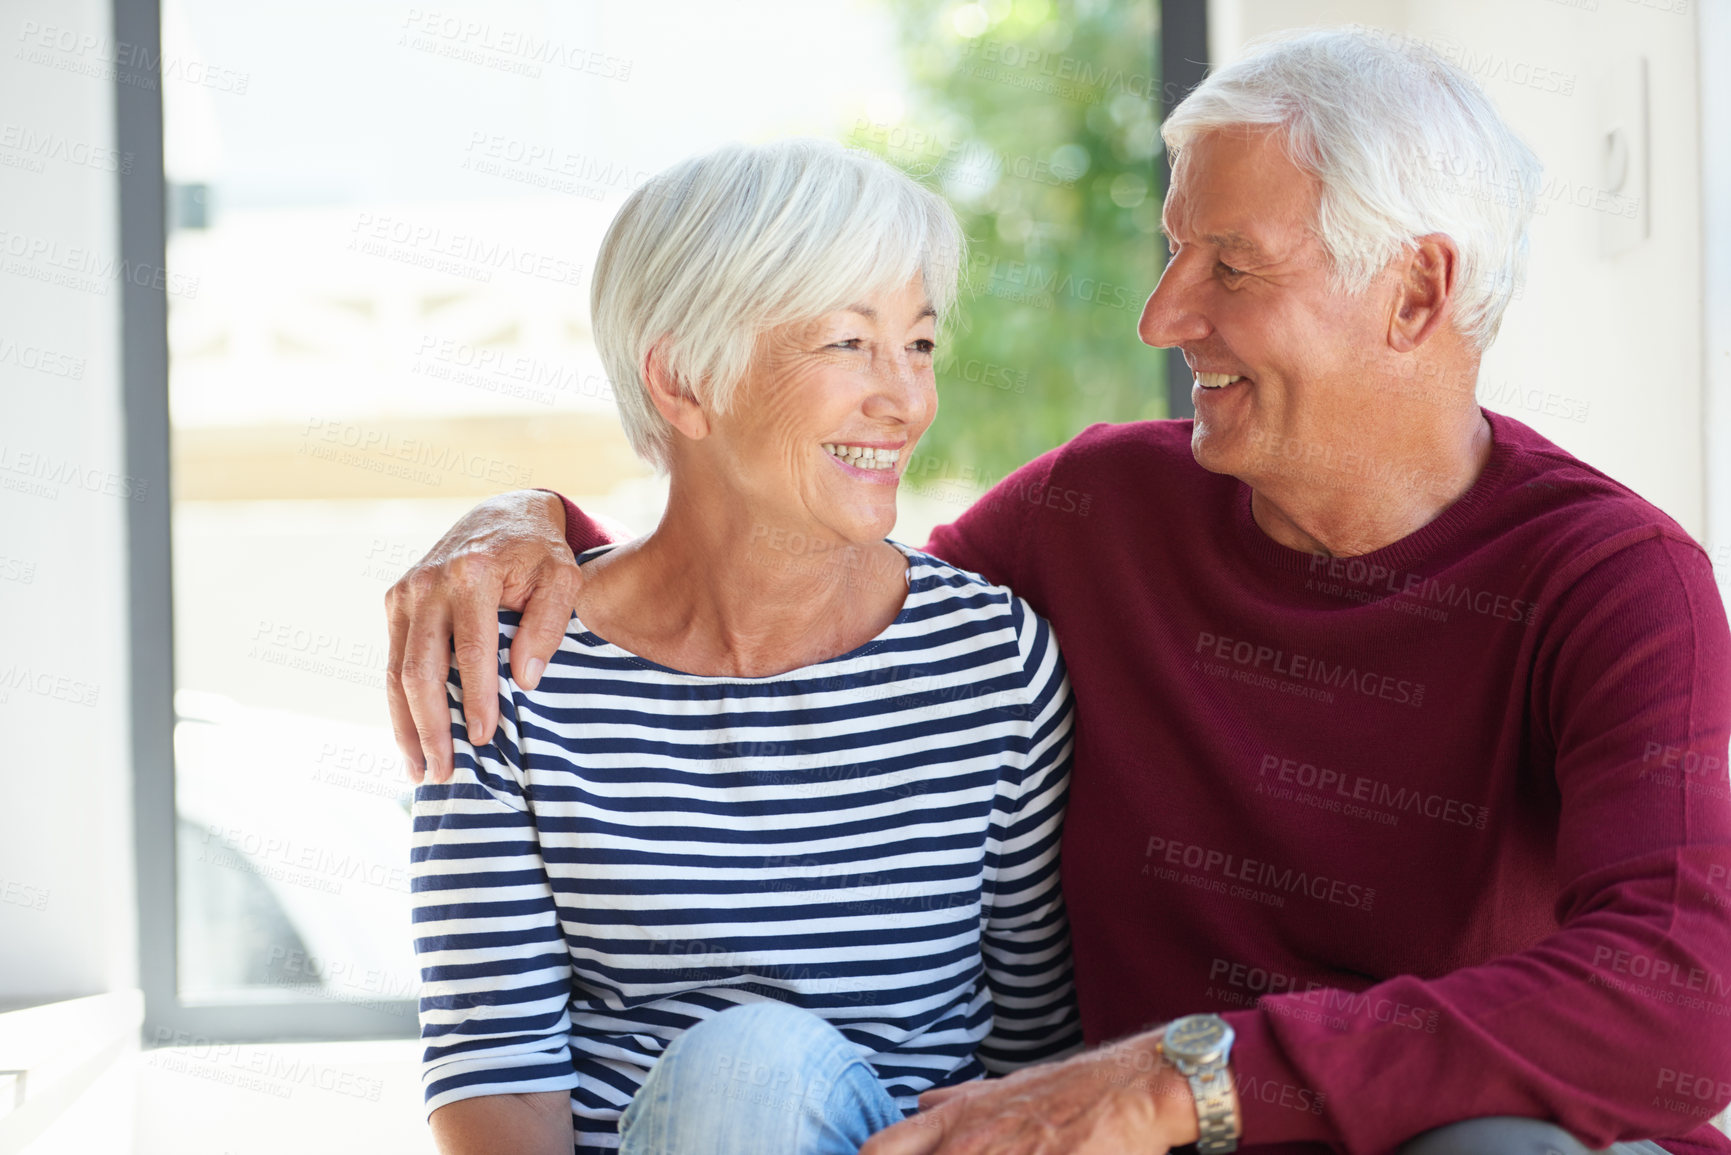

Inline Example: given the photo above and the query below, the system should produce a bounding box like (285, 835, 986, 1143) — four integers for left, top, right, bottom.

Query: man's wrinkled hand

(859, 1034, 1202, 1155)
(385, 489, 579, 784)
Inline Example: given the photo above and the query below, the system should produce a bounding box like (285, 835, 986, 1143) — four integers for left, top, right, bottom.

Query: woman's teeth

(1195, 372, 1245, 390)
(822, 443, 900, 470)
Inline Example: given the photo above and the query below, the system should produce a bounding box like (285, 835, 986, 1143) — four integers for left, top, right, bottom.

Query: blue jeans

(617, 1003, 1678, 1155)
(618, 1001, 906, 1155)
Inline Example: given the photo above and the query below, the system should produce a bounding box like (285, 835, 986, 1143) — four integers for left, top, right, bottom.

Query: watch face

(1164, 1014, 1232, 1062)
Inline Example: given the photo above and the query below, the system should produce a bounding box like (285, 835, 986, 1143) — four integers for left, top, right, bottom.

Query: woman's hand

(858, 1034, 1206, 1155)
(385, 489, 581, 783)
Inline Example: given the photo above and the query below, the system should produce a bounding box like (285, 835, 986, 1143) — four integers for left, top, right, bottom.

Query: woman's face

(697, 275, 938, 548)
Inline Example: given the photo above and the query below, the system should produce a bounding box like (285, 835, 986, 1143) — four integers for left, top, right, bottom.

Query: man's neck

(1248, 409, 1494, 558)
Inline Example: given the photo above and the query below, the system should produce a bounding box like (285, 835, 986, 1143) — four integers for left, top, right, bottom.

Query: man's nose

(1139, 256, 1211, 350)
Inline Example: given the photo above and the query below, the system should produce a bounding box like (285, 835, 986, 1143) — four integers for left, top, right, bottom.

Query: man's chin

(1189, 425, 1247, 478)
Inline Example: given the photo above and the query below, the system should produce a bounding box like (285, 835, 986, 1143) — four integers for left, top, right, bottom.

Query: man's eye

(910, 339, 935, 355)
(1217, 262, 1245, 278)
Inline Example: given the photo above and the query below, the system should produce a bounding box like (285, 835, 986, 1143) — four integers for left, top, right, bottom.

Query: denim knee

(619, 1000, 902, 1155)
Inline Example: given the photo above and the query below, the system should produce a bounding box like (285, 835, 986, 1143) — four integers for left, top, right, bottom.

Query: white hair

(590, 138, 965, 471)
(1162, 26, 1542, 350)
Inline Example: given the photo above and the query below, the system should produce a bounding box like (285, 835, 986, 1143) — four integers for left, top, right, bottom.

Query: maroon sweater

(560, 412, 1731, 1154)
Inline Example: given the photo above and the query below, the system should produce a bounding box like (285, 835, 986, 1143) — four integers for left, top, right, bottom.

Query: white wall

(1210, 0, 1709, 538)
(0, 0, 139, 1002)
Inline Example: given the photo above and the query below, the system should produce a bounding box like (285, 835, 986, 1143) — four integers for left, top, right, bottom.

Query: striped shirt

(411, 542, 1080, 1152)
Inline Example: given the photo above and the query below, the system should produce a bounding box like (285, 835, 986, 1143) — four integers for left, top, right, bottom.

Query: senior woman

(410, 138, 1079, 1155)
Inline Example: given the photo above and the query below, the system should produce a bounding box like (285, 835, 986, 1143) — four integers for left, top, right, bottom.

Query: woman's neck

(574, 486, 909, 678)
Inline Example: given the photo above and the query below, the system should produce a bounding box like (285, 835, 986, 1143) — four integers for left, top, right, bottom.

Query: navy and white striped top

(411, 542, 1080, 1152)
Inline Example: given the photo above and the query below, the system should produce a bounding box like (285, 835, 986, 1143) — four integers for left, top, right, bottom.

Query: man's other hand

(385, 489, 579, 784)
(859, 1034, 1204, 1155)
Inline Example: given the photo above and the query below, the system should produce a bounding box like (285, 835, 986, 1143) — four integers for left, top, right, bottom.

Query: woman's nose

(862, 355, 933, 424)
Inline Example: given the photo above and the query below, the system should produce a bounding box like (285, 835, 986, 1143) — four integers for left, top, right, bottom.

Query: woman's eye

(830, 338, 864, 350)
(910, 339, 935, 355)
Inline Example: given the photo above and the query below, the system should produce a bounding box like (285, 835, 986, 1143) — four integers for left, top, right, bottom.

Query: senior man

(386, 28, 1731, 1155)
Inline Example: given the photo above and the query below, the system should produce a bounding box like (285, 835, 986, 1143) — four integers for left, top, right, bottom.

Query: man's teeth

(822, 443, 900, 470)
(1195, 372, 1245, 390)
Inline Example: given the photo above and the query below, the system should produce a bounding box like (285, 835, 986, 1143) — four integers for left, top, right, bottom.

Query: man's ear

(643, 342, 710, 442)
(1388, 235, 1457, 353)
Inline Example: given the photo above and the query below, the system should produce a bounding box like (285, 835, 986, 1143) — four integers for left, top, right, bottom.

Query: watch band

(1186, 1064, 1240, 1154)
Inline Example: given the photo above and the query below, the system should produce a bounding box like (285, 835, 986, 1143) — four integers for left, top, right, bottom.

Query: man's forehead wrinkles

(1206, 229, 1272, 260)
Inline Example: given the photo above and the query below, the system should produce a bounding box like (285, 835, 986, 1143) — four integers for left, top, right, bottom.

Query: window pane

(164, 0, 1162, 1010)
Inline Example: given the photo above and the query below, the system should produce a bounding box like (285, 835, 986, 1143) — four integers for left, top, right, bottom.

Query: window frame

(117, 0, 417, 1044)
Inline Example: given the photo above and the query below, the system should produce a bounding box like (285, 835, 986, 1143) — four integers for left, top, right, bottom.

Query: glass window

(161, 0, 1165, 1023)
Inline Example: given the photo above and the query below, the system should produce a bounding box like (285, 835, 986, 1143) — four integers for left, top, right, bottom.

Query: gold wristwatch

(1158, 1014, 1240, 1154)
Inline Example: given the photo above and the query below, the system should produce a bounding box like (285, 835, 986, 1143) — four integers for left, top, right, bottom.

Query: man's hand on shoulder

(860, 1033, 1205, 1155)
(385, 489, 580, 784)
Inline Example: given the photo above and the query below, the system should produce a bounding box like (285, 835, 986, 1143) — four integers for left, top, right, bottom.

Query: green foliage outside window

(852, 0, 1170, 490)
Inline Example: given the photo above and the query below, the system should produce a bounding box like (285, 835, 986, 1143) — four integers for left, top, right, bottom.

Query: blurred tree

(852, 0, 1168, 491)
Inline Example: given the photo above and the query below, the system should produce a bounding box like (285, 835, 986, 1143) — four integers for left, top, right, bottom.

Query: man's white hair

(591, 138, 964, 471)
(1162, 26, 1542, 350)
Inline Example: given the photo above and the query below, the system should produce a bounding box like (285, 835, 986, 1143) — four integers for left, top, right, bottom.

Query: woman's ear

(643, 342, 710, 442)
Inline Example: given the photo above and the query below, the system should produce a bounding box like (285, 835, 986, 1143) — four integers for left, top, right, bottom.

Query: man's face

(1140, 128, 1398, 488)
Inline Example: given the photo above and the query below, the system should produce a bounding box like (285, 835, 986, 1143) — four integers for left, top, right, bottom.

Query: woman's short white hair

(591, 138, 964, 471)
(1162, 26, 1542, 350)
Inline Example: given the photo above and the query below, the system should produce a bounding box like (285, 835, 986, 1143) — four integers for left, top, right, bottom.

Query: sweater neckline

(1230, 410, 1513, 574)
